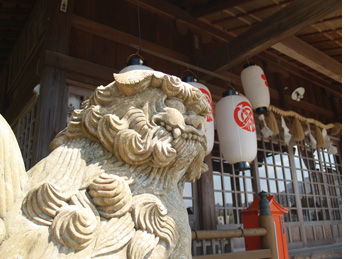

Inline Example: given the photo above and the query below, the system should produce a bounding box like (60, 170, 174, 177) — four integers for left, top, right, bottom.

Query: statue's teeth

(172, 128, 181, 138)
(181, 133, 187, 139)
(166, 125, 172, 131)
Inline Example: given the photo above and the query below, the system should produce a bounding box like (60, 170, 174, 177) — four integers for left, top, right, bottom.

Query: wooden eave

(0, 0, 342, 126)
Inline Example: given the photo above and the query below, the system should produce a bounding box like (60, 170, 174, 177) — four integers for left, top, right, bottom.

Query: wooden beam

(272, 36, 342, 83)
(191, 228, 267, 240)
(198, 0, 341, 72)
(43, 50, 115, 82)
(257, 52, 341, 96)
(192, 0, 254, 18)
(71, 15, 190, 63)
(129, 43, 234, 83)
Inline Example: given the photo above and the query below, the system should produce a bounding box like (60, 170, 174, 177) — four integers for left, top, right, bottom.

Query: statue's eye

(164, 98, 185, 114)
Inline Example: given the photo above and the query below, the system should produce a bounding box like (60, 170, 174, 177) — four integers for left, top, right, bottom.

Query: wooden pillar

(197, 154, 217, 230)
(258, 191, 279, 259)
(252, 156, 261, 195)
(33, 0, 74, 162)
(287, 144, 308, 247)
(34, 67, 68, 160)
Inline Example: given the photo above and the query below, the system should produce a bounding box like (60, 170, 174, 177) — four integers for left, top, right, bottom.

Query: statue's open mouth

(151, 106, 207, 152)
(152, 119, 207, 151)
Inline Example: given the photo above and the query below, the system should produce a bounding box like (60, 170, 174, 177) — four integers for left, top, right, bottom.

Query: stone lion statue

(0, 70, 210, 258)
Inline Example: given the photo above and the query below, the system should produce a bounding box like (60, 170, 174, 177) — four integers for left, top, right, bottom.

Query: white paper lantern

(216, 90, 257, 170)
(241, 63, 270, 114)
(119, 57, 153, 73)
(183, 76, 214, 155)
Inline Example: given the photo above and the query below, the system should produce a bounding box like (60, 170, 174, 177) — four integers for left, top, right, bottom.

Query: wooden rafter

(272, 36, 342, 82)
(298, 28, 342, 37)
(126, 0, 341, 87)
(239, 2, 343, 83)
(192, 0, 254, 18)
(212, 0, 291, 25)
(198, 0, 341, 73)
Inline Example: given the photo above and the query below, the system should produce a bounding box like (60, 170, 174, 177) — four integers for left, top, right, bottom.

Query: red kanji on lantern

(261, 74, 268, 87)
(234, 101, 256, 132)
(199, 88, 213, 122)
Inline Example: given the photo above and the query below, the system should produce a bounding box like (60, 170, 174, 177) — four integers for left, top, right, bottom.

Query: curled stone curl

(131, 194, 177, 249)
(88, 173, 132, 219)
(51, 205, 98, 250)
(22, 183, 68, 226)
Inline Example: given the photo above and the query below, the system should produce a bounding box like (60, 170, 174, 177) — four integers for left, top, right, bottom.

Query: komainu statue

(0, 70, 211, 258)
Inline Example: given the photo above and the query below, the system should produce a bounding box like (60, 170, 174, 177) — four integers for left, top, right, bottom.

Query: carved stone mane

(0, 70, 210, 258)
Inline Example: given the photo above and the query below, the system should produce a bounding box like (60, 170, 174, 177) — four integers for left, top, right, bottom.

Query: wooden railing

(191, 228, 271, 258)
(191, 192, 281, 259)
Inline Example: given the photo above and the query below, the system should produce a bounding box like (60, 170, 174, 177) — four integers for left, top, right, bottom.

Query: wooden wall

(71, 0, 193, 75)
(0, 0, 341, 164)
(0, 0, 49, 123)
(67, 0, 340, 125)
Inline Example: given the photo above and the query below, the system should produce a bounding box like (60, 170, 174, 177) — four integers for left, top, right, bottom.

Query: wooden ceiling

(0, 0, 342, 96)
(129, 0, 341, 94)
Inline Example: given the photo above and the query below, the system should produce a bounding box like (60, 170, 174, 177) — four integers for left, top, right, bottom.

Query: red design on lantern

(199, 88, 213, 122)
(234, 101, 255, 132)
(261, 74, 268, 87)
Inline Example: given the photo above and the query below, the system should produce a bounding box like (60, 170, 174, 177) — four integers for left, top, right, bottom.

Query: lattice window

(183, 181, 194, 215)
(212, 132, 256, 225)
(257, 129, 297, 223)
(293, 139, 341, 222)
(192, 238, 231, 256)
(321, 149, 342, 221)
(16, 102, 37, 170)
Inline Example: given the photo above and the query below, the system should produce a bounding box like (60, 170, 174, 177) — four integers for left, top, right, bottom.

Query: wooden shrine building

(0, 0, 342, 256)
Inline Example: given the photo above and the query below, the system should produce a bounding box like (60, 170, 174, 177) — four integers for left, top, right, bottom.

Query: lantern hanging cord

(220, 1, 235, 89)
(227, 80, 235, 90)
(181, 68, 198, 80)
(268, 105, 341, 130)
(126, 50, 145, 63)
(137, 5, 142, 52)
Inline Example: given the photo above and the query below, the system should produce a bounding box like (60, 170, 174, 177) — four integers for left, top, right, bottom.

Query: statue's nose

(152, 107, 185, 129)
(185, 115, 205, 133)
